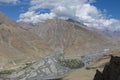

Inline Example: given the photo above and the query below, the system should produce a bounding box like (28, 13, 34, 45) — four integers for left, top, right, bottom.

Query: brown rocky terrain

(0, 13, 52, 70)
(19, 19, 118, 58)
(0, 13, 120, 80)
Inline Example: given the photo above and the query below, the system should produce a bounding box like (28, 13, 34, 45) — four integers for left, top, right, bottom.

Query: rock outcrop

(93, 55, 120, 80)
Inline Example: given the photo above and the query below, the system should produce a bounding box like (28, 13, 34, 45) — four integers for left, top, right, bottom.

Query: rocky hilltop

(94, 55, 120, 80)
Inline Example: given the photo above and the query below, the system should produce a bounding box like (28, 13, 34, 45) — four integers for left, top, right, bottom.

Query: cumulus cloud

(19, 11, 56, 23)
(18, 0, 120, 31)
(0, 0, 18, 4)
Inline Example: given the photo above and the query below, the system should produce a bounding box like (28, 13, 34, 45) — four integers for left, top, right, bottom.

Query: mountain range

(0, 13, 120, 79)
(18, 18, 118, 58)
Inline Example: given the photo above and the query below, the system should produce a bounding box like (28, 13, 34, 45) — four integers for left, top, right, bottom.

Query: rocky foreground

(94, 55, 120, 80)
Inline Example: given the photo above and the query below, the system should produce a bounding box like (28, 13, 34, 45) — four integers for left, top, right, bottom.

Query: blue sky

(0, 0, 30, 21)
(0, 0, 120, 21)
(93, 0, 120, 20)
(0, 0, 120, 31)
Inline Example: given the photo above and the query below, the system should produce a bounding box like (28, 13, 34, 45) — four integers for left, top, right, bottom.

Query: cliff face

(94, 56, 120, 80)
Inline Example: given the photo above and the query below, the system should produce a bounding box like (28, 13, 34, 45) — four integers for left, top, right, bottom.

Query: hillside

(19, 19, 118, 58)
(0, 13, 52, 70)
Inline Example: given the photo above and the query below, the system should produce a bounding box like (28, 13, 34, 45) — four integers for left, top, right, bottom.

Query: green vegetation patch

(0, 69, 14, 74)
(86, 67, 97, 70)
(22, 62, 33, 70)
(58, 59, 84, 69)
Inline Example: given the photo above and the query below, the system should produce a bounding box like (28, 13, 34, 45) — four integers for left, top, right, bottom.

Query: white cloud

(18, 0, 120, 31)
(18, 11, 56, 23)
(0, 0, 18, 4)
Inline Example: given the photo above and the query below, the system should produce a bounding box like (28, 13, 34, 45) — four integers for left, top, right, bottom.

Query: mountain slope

(19, 19, 117, 58)
(0, 13, 52, 70)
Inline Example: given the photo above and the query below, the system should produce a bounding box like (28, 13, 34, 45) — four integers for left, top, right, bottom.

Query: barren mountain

(19, 19, 118, 58)
(0, 13, 119, 80)
(18, 21, 34, 30)
(0, 13, 52, 70)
